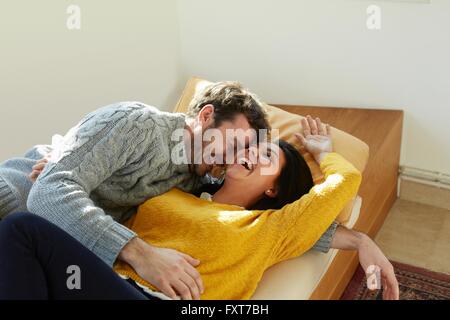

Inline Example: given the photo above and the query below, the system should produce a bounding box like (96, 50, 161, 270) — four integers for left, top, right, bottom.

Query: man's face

(194, 111, 253, 177)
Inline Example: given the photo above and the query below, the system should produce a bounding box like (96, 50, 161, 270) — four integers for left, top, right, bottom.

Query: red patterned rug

(341, 261, 450, 300)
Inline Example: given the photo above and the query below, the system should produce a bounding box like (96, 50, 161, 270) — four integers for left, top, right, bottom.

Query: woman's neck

(211, 184, 255, 209)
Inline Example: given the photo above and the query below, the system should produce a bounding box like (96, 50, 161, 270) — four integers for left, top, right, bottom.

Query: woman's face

(224, 142, 286, 201)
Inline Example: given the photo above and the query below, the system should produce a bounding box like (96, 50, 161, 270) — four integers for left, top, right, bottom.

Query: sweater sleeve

(271, 153, 362, 263)
(311, 220, 339, 253)
(27, 106, 149, 267)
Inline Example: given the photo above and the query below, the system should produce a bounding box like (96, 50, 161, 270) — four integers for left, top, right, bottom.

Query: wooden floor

(274, 105, 404, 299)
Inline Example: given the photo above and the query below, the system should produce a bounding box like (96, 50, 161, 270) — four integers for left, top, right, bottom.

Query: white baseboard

(398, 168, 450, 211)
(399, 166, 450, 189)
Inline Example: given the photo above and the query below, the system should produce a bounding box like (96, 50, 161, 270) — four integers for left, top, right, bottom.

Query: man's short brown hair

(187, 81, 270, 131)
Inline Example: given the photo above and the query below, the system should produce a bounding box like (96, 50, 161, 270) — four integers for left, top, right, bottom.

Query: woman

(0, 117, 399, 300)
(113, 116, 360, 300)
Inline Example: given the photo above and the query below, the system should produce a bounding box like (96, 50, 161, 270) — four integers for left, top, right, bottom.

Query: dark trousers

(0, 212, 154, 300)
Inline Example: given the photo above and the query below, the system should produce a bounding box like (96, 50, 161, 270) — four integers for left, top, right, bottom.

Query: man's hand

(118, 237, 204, 300)
(358, 234, 400, 300)
(29, 157, 50, 182)
(295, 115, 333, 163)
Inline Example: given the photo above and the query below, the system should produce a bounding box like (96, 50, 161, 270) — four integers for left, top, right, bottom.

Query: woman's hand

(29, 156, 51, 182)
(330, 226, 399, 300)
(358, 234, 400, 300)
(295, 115, 332, 164)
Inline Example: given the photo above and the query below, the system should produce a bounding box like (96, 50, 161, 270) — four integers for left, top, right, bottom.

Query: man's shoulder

(69, 102, 186, 153)
(78, 101, 181, 129)
(91, 101, 159, 116)
(94, 101, 183, 122)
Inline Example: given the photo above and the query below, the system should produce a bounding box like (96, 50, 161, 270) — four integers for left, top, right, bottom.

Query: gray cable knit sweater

(2, 102, 200, 266)
(0, 101, 336, 267)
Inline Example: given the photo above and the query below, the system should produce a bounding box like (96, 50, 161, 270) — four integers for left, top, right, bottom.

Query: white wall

(176, 0, 450, 174)
(2, 1, 449, 174)
(0, 0, 183, 160)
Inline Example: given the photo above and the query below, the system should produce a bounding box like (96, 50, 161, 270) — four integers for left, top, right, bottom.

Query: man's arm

(27, 110, 141, 266)
(330, 225, 400, 300)
(27, 105, 204, 300)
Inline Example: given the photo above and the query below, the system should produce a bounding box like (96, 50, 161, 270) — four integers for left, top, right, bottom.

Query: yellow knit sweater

(114, 153, 362, 299)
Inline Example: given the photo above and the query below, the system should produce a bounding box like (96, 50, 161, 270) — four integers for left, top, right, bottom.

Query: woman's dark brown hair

(251, 140, 314, 210)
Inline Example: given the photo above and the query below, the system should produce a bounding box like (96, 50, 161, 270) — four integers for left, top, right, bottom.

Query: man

(0, 82, 398, 299)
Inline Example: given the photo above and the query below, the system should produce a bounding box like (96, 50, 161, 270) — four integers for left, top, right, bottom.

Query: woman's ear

(197, 104, 215, 128)
(265, 187, 278, 198)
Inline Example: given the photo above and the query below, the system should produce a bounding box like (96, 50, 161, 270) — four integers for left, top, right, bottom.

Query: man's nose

(247, 147, 258, 164)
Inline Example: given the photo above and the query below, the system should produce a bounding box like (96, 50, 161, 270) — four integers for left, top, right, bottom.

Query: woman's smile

(237, 157, 254, 173)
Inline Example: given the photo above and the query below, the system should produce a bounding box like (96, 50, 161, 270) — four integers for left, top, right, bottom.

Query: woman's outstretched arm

(269, 116, 362, 263)
(330, 225, 400, 300)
